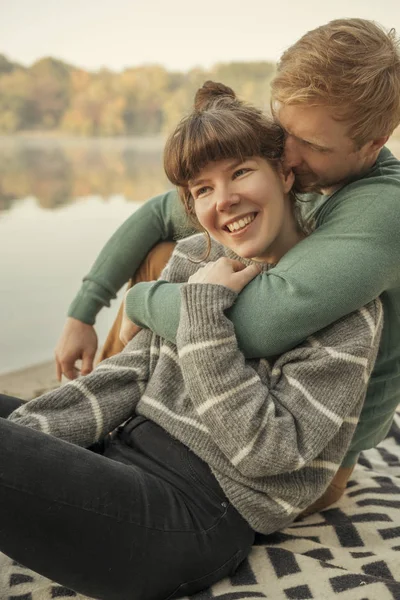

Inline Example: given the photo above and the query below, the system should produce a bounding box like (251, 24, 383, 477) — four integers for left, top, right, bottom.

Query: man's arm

(126, 184, 400, 357)
(68, 189, 192, 325)
(177, 283, 382, 477)
(56, 189, 194, 378)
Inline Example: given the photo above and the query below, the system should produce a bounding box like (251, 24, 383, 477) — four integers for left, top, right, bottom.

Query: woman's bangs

(164, 111, 270, 188)
(181, 116, 262, 183)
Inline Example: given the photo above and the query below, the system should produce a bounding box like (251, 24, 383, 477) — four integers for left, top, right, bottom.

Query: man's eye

(302, 140, 328, 153)
(312, 147, 329, 154)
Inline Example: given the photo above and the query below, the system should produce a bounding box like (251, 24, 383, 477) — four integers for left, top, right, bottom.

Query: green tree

(0, 54, 20, 75)
(0, 68, 34, 132)
(162, 67, 208, 133)
(29, 57, 72, 128)
(119, 65, 170, 134)
(211, 61, 275, 110)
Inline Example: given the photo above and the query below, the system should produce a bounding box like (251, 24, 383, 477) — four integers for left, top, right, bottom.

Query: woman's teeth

(226, 213, 255, 232)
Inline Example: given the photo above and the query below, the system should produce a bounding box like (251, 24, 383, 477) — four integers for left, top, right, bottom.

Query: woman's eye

(233, 168, 250, 178)
(194, 186, 210, 198)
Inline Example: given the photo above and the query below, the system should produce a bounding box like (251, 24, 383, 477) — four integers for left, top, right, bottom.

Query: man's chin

(293, 177, 323, 194)
(293, 171, 357, 195)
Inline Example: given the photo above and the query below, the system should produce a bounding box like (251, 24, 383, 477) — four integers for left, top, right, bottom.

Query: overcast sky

(2, 0, 400, 71)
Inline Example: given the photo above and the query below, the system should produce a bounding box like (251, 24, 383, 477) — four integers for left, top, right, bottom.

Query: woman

(0, 82, 382, 600)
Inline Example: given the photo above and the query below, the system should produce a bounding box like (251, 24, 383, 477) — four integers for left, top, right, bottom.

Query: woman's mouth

(224, 213, 257, 234)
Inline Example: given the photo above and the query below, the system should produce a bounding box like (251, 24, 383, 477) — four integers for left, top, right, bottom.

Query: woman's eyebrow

(189, 175, 210, 188)
(190, 159, 246, 187)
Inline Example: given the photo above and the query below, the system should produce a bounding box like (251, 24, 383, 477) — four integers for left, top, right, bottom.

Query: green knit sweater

(68, 147, 400, 467)
(11, 236, 382, 533)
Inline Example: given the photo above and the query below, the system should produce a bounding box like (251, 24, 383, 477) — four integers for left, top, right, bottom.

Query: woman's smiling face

(189, 157, 299, 264)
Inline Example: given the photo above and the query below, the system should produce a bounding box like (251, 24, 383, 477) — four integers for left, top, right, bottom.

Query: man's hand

(55, 317, 98, 381)
(188, 257, 261, 293)
(120, 290, 142, 346)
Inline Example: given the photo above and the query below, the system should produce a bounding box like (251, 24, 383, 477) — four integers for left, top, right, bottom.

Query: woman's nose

(216, 191, 240, 211)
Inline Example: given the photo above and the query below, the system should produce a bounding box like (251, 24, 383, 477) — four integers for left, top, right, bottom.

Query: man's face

(275, 103, 375, 194)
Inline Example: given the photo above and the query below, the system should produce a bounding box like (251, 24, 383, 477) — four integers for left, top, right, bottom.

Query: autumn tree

(0, 68, 34, 132)
(29, 58, 72, 129)
(0, 54, 276, 135)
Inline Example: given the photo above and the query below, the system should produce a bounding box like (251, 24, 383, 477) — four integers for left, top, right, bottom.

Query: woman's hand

(119, 290, 142, 346)
(188, 257, 261, 293)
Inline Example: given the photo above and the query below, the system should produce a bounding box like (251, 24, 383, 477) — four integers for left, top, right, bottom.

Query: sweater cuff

(179, 283, 237, 339)
(67, 282, 113, 325)
(125, 283, 150, 327)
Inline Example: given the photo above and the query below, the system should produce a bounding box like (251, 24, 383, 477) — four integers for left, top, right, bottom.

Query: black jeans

(0, 394, 254, 600)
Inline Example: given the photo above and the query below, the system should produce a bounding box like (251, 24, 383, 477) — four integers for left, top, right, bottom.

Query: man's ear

(366, 136, 389, 154)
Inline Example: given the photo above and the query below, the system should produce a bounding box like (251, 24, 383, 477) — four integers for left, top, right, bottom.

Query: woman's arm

(8, 330, 155, 448)
(8, 241, 205, 447)
(176, 282, 383, 477)
(127, 184, 400, 357)
(56, 190, 193, 379)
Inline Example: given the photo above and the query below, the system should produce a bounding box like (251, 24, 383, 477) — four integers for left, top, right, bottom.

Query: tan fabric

(299, 465, 356, 517)
(98, 242, 176, 361)
(98, 240, 356, 514)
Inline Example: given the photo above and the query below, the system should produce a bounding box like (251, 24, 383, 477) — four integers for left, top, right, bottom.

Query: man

(55, 18, 400, 509)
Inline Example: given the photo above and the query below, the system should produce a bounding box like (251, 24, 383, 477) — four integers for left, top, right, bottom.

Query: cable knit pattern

(9, 234, 383, 533)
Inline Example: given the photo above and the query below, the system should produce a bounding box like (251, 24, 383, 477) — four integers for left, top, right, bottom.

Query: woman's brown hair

(164, 81, 310, 259)
(164, 81, 286, 230)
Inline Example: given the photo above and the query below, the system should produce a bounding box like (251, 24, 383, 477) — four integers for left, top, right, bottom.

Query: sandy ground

(0, 361, 60, 400)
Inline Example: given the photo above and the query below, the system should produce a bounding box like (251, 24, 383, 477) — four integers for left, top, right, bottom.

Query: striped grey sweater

(9, 234, 383, 534)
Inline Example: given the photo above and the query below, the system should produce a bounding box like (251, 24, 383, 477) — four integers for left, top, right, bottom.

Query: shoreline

(0, 361, 60, 400)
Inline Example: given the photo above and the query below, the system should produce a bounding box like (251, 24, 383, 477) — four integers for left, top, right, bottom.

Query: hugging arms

(3, 17, 400, 596)
(1, 228, 382, 597)
(59, 152, 400, 469)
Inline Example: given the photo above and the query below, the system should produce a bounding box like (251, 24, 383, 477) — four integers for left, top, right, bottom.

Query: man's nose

(284, 135, 302, 169)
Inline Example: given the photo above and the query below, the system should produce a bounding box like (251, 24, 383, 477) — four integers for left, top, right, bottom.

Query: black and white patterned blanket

(1, 409, 400, 600)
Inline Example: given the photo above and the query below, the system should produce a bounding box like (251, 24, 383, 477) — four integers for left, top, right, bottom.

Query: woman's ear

(280, 167, 295, 193)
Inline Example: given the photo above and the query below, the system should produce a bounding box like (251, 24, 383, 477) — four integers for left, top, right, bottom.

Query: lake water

(1, 136, 400, 376)
(0, 136, 168, 375)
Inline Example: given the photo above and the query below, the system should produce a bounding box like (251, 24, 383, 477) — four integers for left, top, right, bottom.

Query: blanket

(1, 409, 399, 600)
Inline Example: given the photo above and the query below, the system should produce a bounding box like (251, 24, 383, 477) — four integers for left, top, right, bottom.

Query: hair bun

(194, 81, 236, 111)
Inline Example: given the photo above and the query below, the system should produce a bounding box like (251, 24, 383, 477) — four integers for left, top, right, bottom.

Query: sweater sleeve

(7, 329, 154, 447)
(127, 183, 400, 357)
(176, 283, 383, 477)
(7, 242, 204, 447)
(67, 189, 195, 325)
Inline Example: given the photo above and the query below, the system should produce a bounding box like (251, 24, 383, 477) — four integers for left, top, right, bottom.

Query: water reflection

(1, 136, 400, 376)
(0, 137, 168, 211)
(0, 137, 169, 375)
(1, 137, 399, 213)
(0, 195, 143, 375)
